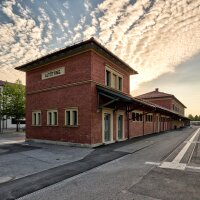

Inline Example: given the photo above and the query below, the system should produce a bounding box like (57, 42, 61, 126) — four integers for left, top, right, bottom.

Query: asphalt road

(14, 126, 200, 200)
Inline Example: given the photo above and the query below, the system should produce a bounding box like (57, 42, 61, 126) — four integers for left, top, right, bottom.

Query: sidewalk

(0, 129, 25, 145)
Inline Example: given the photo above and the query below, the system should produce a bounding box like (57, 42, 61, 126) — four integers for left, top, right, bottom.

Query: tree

(0, 89, 6, 133)
(188, 114, 194, 121)
(194, 115, 199, 121)
(1, 80, 25, 132)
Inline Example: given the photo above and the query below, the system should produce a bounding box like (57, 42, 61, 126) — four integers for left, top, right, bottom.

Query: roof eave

(15, 37, 138, 75)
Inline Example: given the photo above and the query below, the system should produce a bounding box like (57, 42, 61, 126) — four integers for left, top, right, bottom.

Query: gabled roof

(15, 37, 138, 75)
(136, 88, 186, 108)
(136, 88, 173, 99)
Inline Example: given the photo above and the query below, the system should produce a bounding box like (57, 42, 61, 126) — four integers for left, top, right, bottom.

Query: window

(136, 113, 140, 121)
(146, 114, 153, 122)
(161, 116, 166, 122)
(132, 112, 143, 122)
(118, 77, 122, 91)
(47, 110, 58, 126)
(132, 112, 136, 121)
(139, 113, 143, 121)
(65, 108, 78, 126)
(112, 74, 117, 89)
(32, 111, 41, 126)
(106, 70, 111, 87)
(105, 67, 123, 91)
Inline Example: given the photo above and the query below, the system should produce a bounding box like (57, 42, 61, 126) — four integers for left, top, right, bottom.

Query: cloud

(0, 68, 25, 84)
(84, 0, 92, 12)
(63, 1, 69, 10)
(0, 0, 45, 84)
(0, 1, 58, 84)
(85, 0, 200, 93)
(0, 0, 200, 92)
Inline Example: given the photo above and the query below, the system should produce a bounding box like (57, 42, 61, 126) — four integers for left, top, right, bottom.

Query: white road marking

(173, 128, 200, 163)
(159, 128, 200, 170)
(0, 176, 14, 183)
(145, 161, 160, 166)
(160, 162, 186, 170)
(186, 166, 200, 170)
(184, 141, 200, 144)
(145, 162, 200, 172)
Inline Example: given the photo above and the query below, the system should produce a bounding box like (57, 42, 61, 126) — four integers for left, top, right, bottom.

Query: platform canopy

(96, 85, 189, 121)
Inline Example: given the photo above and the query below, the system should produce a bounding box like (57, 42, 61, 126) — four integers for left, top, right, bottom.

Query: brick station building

(16, 38, 189, 147)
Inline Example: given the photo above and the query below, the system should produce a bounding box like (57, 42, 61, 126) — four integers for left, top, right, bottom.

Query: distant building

(136, 88, 186, 116)
(0, 80, 25, 130)
(16, 38, 189, 147)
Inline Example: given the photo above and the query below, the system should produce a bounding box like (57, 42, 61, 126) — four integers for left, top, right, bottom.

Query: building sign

(42, 67, 65, 80)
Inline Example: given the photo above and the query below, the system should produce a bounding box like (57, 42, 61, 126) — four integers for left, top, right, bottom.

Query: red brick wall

(144, 122, 154, 135)
(129, 121, 143, 138)
(172, 99, 185, 115)
(26, 51, 92, 93)
(91, 51, 130, 95)
(26, 82, 93, 144)
(146, 98, 172, 110)
(90, 83, 102, 144)
(128, 113, 175, 138)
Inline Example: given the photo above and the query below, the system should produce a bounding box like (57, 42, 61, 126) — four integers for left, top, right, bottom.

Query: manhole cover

(0, 176, 14, 183)
(0, 149, 9, 153)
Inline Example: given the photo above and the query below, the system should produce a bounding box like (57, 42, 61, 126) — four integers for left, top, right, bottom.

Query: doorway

(116, 111, 125, 140)
(102, 109, 113, 143)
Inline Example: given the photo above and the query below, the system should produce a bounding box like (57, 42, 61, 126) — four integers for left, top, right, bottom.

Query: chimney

(155, 88, 159, 92)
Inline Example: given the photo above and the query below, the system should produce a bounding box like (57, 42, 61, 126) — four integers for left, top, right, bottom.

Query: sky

(0, 0, 200, 115)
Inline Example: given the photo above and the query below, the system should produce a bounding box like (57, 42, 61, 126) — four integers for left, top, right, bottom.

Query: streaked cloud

(0, 0, 199, 92)
(90, 0, 200, 92)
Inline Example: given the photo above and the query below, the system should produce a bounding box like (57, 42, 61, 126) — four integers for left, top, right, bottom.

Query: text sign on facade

(42, 67, 65, 80)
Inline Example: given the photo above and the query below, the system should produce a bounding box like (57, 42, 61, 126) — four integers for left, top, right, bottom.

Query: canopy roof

(97, 85, 188, 120)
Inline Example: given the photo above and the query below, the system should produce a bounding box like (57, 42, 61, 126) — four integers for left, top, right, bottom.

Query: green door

(104, 113, 111, 142)
(118, 115, 123, 140)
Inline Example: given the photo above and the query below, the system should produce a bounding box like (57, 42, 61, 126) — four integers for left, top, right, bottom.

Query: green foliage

(188, 114, 200, 121)
(0, 80, 25, 131)
(188, 114, 194, 120)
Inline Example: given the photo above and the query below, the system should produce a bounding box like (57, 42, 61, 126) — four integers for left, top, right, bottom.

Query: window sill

(31, 125, 42, 127)
(105, 85, 122, 92)
(47, 125, 59, 127)
(64, 125, 79, 128)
